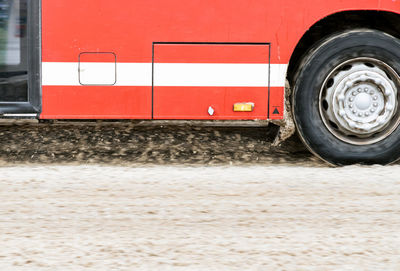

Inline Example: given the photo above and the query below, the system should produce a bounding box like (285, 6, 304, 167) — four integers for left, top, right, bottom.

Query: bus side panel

(40, 0, 397, 120)
(41, 86, 152, 119)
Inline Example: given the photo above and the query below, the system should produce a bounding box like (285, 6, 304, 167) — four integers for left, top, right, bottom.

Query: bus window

(0, 0, 28, 102)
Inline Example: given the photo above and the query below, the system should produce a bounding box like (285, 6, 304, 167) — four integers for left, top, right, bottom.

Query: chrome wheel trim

(319, 57, 400, 145)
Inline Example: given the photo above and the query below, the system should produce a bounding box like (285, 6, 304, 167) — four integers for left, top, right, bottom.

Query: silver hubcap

(319, 58, 400, 145)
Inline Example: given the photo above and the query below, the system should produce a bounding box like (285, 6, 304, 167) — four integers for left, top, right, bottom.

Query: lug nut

(357, 88, 362, 93)
(349, 104, 354, 108)
(378, 117, 386, 125)
(352, 109, 357, 114)
(369, 90, 374, 95)
(373, 102, 378, 107)
(365, 112, 370, 117)
(371, 108, 376, 113)
(349, 121, 356, 128)
(349, 97, 354, 102)
(358, 113, 363, 117)
(364, 88, 369, 92)
(352, 91, 357, 96)
(373, 96, 378, 100)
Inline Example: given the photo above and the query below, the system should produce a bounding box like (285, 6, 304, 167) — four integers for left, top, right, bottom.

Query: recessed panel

(79, 52, 116, 86)
(153, 43, 270, 120)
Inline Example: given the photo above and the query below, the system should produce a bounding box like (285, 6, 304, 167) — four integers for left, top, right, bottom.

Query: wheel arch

(287, 10, 400, 87)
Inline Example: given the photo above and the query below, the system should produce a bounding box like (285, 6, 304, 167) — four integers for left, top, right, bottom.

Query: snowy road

(0, 165, 399, 270)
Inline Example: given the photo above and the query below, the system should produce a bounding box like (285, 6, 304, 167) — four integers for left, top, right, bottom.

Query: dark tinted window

(0, 0, 28, 102)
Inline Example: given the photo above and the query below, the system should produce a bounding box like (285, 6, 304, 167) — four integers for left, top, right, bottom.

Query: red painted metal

(154, 44, 269, 64)
(154, 87, 269, 120)
(153, 43, 269, 119)
(41, 86, 152, 119)
(269, 87, 284, 120)
(79, 52, 116, 63)
(40, 0, 399, 120)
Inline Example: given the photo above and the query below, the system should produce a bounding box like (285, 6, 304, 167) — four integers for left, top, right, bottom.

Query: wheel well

(287, 10, 400, 86)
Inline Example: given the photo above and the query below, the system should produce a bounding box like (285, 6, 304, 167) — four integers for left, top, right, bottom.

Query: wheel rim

(319, 57, 400, 145)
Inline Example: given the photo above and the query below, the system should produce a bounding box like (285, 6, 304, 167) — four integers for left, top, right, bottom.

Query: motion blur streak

(0, 165, 399, 270)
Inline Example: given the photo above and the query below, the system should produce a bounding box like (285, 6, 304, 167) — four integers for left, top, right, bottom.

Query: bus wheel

(293, 29, 400, 165)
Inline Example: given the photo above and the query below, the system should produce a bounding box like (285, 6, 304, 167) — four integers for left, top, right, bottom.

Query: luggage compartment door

(153, 43, 270, 120)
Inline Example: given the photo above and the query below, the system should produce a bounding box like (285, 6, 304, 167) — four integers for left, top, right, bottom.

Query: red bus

(1, 0, 400, 165)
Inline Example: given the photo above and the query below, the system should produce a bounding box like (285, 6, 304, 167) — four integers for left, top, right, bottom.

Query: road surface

(0, 165, 399, 270)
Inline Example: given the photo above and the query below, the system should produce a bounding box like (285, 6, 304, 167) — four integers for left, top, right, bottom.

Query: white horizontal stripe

(79, 62, 116, 85)
(42, 62, 287, 87)
(117, 63, 153, 86)
(270, 64, 288, 88)
(42, 62, 153, 86)
(155, 63, 270, 87)
(42, 62, 80, 86)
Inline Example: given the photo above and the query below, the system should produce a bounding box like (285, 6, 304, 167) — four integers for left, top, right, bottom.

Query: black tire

(293, 29, 400, 165)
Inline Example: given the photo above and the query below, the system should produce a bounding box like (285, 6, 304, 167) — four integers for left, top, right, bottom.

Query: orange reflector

(233, 103, 254, 112)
